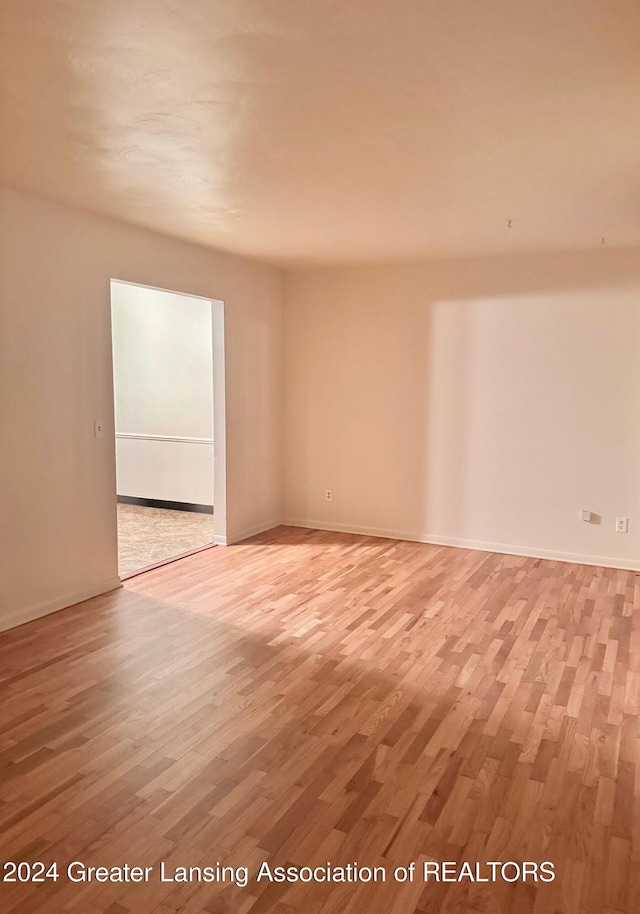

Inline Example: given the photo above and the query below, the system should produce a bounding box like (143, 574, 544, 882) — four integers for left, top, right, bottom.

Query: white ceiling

(2, 0, 640, 264)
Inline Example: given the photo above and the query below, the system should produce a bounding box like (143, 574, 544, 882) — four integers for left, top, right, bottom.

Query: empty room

(1, 2, 639, 913)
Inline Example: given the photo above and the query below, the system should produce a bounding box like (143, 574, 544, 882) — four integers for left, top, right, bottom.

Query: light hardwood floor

(1, 526, 638, 913)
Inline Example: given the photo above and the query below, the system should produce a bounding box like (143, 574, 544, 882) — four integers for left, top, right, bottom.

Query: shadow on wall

(283, 268, 432, 539)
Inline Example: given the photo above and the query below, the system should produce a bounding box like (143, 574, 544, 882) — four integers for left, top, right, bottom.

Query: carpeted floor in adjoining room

(117, 503, 214, 575)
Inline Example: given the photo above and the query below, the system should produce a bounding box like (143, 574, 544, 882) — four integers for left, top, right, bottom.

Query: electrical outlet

(325, 489, 332, 502)
(616, 516, 628, 534)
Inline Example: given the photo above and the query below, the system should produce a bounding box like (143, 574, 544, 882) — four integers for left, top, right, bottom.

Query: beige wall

(283, 250, 640, 570)
(0, 186, 282, 631)
(3, 183, 640, 636)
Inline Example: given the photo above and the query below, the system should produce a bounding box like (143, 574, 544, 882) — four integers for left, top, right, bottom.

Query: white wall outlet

(325, 489, 333, 502)
(580, 510, 593, 523)
(616, 516, 628, 533)
(94, 419, 106, 439)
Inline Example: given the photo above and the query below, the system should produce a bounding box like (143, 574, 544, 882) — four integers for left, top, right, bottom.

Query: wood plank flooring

(1, 525, 639, 913)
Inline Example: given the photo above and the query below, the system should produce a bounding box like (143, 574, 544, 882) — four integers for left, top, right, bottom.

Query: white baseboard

(0, 577, 123, 634)
(227, 518, 282, 545)
(213, 534, 228, 546)
(282, 518, 640, 573)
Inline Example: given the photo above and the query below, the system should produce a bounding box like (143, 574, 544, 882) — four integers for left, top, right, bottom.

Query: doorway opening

(110, 280, 226, 578)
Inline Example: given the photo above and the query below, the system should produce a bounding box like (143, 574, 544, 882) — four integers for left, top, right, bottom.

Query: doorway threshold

(120, 542, 217, 581)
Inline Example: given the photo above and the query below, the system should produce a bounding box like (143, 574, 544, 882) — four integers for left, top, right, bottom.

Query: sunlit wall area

(283, 249, 640, 569)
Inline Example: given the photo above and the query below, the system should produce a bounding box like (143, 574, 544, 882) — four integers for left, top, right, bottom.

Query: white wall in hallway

(111, 282, 214, 505)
